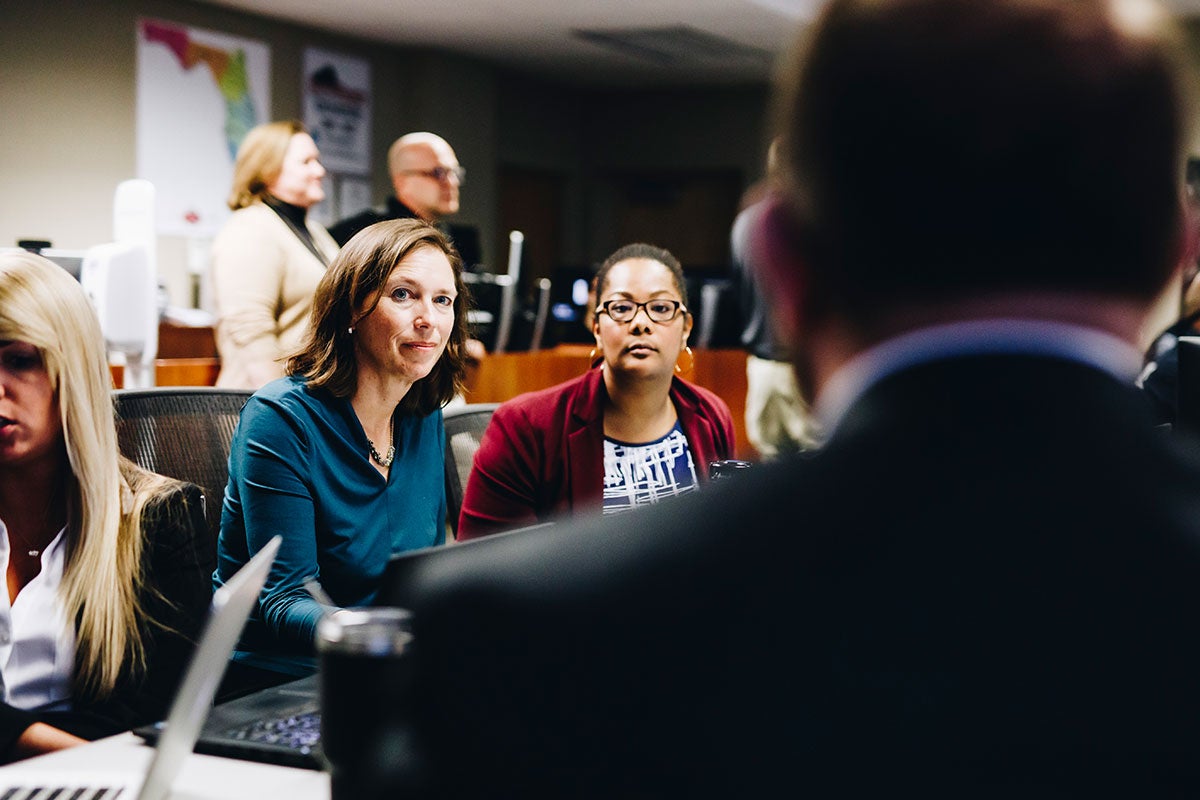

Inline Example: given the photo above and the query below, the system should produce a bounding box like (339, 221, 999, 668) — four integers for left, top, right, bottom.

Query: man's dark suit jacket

(327, 196, 418, 247)
(328, 197, 482, 268)
(389, 353, 1200, 796)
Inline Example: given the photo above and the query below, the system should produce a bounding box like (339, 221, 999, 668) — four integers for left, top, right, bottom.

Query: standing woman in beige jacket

(211, 120, 339, 390)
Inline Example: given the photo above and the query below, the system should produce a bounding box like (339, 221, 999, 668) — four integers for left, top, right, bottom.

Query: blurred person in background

(731, 139, 819, 458)
(211, 120, 339, 390)
(329, 132, 463, 245)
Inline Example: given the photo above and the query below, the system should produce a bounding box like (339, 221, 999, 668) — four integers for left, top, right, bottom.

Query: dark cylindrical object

(317, 608, 414, 800)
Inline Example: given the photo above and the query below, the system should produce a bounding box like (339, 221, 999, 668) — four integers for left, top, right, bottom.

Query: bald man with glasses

(328, 132, 465, 246)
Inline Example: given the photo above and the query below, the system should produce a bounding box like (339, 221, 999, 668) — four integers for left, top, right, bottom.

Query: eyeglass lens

(433, 166, 464, 182)
(603, 300, 682, 323)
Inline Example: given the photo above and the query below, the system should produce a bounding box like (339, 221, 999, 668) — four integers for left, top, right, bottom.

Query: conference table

(0, 732, 329, 798)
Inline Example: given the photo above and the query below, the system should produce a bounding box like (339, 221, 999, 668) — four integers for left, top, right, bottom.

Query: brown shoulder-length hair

(227, 119, 307, 210)
(287, 218, 471, 415)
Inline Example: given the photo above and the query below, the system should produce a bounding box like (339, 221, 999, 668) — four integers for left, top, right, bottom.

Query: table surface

(0, 732, 330, 799)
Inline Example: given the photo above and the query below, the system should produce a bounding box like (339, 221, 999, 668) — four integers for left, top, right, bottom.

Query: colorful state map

(143, 20, 257, 160)
(136, 19, 268, 236)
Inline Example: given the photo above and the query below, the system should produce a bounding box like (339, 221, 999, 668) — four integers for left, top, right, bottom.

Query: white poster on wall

(303, 48, 372, 175)
(338, 176, 375, 220)
(136, 18, 270, 237)
(310, 174, 336, 228)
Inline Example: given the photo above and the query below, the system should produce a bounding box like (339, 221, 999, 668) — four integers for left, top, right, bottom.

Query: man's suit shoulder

(328, 208, 387, 246)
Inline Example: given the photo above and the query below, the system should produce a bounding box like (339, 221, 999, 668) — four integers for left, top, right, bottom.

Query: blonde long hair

(0, 252, 176, 698)
(227, 119, 307, 210)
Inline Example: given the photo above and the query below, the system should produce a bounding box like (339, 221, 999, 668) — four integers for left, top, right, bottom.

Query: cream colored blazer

(210, 202, 339, 390)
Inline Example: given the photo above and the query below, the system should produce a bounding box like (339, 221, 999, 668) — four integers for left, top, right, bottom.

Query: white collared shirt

(0, 520, 75, 711)
(816, 318, 1144, 437)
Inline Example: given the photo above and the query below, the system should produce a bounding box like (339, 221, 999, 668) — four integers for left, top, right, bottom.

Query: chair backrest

(113, 387, 252, 542)
(443, 403, 500, 537)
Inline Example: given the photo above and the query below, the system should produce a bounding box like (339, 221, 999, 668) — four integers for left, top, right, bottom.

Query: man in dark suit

(388, 0, 1200, 795)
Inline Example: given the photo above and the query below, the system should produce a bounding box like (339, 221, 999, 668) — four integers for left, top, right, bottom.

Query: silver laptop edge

(136, 535, 281, 800)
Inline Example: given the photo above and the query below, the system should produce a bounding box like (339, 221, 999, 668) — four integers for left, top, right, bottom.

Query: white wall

(1, 0, 771, 305)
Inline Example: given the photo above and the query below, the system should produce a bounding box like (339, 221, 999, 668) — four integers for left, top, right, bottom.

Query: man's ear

(752, 194, 813, 348)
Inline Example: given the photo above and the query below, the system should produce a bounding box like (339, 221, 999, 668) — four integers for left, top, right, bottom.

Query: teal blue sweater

(214, 376, 445, 651)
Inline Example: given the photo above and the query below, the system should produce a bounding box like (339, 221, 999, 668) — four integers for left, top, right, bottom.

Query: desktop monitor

(446, 223, 482, 270)
(4, 245, 86, 281)
(41, 249, 87, 281)
(546, 266, 596, 346)
(684, 273, 743, 349)
(1177, 335, 1200, 438)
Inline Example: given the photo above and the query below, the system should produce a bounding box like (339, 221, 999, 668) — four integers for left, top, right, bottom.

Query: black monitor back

(1177, 336, 1200, 437)
(546, 267, 596, 346)
(377, 523, 554, 609)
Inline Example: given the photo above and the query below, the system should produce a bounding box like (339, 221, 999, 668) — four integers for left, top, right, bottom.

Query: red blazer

(458, 368, 735, 540)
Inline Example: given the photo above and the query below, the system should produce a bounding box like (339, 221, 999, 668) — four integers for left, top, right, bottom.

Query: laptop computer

(377, 521, 554, 608)
(162, 672, 323, 770)
(0, 535, 281, 800)
(175, 522, 557, 771)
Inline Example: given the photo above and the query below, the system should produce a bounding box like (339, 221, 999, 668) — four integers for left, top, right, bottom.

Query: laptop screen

(376, 522, 554, 609)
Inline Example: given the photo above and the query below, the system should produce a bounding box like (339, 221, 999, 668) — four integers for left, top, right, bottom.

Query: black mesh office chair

(443, 403, 500, 537)
(113, 387, 252, 542)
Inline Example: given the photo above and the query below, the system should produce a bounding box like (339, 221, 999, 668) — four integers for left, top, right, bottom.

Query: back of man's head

(776, 0, 1193, 328)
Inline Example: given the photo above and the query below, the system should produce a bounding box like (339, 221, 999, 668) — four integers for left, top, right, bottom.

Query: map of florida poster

(137, 19, 270, 237)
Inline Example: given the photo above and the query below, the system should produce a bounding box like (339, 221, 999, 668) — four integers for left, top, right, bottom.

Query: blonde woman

(0, 253, 211, 761)
(211, 119, 339, 390)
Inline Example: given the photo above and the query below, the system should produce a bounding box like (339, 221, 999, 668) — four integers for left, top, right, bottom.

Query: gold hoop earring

(675, 345, 695, 375)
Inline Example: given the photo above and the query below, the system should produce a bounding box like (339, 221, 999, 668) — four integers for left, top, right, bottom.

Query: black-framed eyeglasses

(400, 166, 465, 184)
(597, 299, 687, 324)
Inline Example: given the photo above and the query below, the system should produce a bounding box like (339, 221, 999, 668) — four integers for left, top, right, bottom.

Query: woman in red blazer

(458, 243, 735, 539)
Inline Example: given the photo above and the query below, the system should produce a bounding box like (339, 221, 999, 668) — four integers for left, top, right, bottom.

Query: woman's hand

(13, 722, 87, 758)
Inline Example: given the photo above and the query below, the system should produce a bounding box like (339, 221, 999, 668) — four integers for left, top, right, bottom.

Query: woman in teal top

(214, 219, 472, 656)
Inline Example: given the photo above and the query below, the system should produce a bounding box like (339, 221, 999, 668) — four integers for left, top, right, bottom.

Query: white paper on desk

(0, 757, 326, 799)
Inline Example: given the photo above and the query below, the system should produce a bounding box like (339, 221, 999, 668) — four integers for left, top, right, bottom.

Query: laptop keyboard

(225, 710, 322, 754)
(0, 788, 131, 799)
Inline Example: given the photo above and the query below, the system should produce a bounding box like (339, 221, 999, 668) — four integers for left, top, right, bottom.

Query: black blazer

(0, 483, 213, 756)
(392, 354, 1200, 796)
